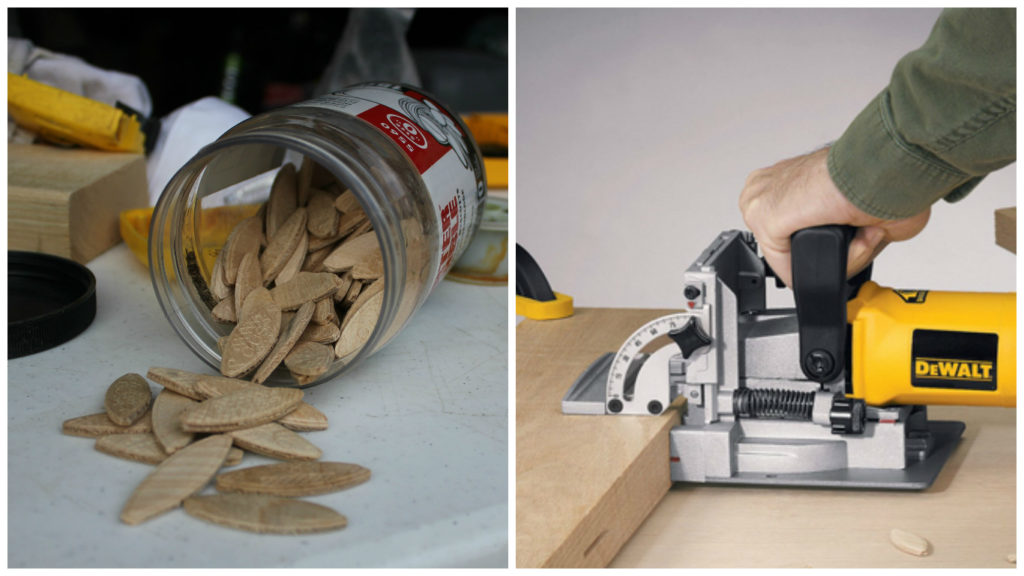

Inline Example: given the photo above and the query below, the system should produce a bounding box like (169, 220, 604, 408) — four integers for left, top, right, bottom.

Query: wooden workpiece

(994, 207, 1015, 253)
(516, 308, 682, 568)
(519, 307, 1016, 569)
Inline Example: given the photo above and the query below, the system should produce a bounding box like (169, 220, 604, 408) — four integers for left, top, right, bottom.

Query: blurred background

(517, 8, 1015, 310)
(9, 7, 507, 116)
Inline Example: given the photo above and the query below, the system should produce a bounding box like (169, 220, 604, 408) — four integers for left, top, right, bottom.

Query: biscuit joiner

(563, 227, 1016, 489)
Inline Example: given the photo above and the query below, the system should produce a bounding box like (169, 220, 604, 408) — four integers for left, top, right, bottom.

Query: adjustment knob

(668, 317, 712, 359)
(829, 395, 866, 435)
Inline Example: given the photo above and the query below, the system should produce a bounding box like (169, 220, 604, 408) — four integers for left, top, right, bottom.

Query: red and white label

(297, 85, 483, 286)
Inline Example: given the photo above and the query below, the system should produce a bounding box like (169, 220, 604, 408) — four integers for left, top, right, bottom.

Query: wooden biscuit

(261, 207, 307, 283)
(298, 321, 341, 344)
(252, 301, 315, 385)
(274, 231, 308, 287)
(146, 367, 207, 400)
(220, 287, 281, 377)
(323, 231, 378, 273)
(333, 273, 354, 303)
(265, 163, 298, 240)
(209, 248, 231, 301)
(152, 389, 197, 454)
(62, 411, 153, 438)
(336, 291, 383, 358)
(192, 373, 328, 432)
(120, 434, 234, 525)
(184, 494, 347, 534)
(270, 272, 338, 311)
(341, 278, 363, 307)
(216, 461, 370, 497)
(104, 373, 153, 426)
(350, 251, 383, 281)
(233, 250, 262, 317)
(227, 422, 322, 461)
(211, 296, 237, 323)
(333, 190, 361, 214)
(180, 386, 304, 433)
(95, 433, 168, 465)
(312, 297, 337, 326)
(307, 189, 340, 239)
(341, 279, 384, 330)
(284, 341, 335, 379)
(222, 216, 262, 285)
(224, 447, 245, 467)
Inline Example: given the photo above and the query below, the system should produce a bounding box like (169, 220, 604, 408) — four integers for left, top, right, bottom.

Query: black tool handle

(790, 226, 871, 383)
(515, 244, 557, 302)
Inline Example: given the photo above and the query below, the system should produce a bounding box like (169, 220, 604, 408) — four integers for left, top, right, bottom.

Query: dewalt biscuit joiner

(563, 226, 1015, 489)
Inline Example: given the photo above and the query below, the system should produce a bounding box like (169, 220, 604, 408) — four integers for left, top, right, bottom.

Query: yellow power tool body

(847, 281, 1015, 408)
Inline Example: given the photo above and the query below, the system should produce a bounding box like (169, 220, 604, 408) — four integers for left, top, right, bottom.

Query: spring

(733, 387, 815, 420)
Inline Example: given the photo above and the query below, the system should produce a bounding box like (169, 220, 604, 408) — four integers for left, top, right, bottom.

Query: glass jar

(150, 83, 486, 386)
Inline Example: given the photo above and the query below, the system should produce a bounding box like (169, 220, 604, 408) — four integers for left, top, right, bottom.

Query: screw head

(647, 400, 663, 414)
(608, 399, 623, 414)
(684, 285, 702, 300)
(804, 349, 835, 378)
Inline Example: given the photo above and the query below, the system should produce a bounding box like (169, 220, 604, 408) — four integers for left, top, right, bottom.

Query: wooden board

(8, 143, 148, 264)
(516, 308, 681, 568)
(995, 207, 1015, 253)
(612, 404, 1016, 568)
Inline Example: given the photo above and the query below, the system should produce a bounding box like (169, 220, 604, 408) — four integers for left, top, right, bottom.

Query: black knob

(684, 285, 702, 300)
(829, 396, 865, 435)
(668, 317, 712, 359)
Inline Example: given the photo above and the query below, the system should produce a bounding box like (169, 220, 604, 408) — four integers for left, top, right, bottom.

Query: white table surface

(8, 243, 508, 568)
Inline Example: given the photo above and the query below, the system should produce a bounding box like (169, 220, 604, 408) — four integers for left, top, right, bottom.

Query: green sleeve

(827, 8, 1016, 220)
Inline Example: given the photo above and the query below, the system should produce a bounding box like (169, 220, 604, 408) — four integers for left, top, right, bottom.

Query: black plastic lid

(8, 251, 97, 359)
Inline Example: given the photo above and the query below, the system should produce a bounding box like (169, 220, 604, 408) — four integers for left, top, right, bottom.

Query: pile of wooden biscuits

(61, 369, 370, 534)
(209, 158, 384, 386)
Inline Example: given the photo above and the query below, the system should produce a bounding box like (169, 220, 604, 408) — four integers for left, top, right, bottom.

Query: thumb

(847, 226, 887, 279)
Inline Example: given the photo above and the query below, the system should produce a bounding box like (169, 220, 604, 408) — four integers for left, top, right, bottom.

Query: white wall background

(516, 8, 1016, 310)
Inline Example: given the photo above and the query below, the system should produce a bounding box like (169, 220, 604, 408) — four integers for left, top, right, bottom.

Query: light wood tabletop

(518, 307, 1016, 569)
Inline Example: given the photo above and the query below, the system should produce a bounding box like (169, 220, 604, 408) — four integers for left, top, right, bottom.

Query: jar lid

(8, 251, 97, 359)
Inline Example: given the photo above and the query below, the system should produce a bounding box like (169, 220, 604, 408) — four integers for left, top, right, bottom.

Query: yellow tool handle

(847, 281, 1016, 407)
(7, 72, 144, 153)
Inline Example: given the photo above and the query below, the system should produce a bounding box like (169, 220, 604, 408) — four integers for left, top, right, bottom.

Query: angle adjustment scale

(563, 227, 1016, 489)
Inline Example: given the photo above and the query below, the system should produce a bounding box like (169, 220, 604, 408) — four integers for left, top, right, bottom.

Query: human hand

(739, 147, 930, 288)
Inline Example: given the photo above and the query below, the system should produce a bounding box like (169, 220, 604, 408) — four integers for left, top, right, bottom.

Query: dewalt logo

(911, 329, 998, 391)
(914, 358, 994, 382)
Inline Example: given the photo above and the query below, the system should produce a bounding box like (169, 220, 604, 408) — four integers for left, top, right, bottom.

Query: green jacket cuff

(827, 91, 978, 220)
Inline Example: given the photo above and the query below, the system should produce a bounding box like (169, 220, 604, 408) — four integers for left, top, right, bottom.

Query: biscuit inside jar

(202, 156, 384, 386)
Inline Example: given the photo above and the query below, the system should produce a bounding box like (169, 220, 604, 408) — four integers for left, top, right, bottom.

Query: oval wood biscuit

(62, 411, 153, 438)
(222, 215, 262, 285)
(265, 163, 298, 240)
(322, 231, 378, 273)
(335, 291, 383, 358)
(261, 208, 307, 283)
(270, 272, 338, 311)
(181, 386, 304, 433)
(227, 422, 322, 461)
(285, 341, 335, 378)
(152, 389, 197, 454)
(184, 493, 347, 534)
(104, 373, 153, 426)
(120, 434, 234, 525)
(95, 433, 168, 465)
(192, 374, 328, 432)
(252, 301, 315, 385)
(216, 461, 370, 497)
(307, 189, 339, 239)
(220, 288, 281, 377)
(233, 250, 262, 318)
(275, 231, 309, 287)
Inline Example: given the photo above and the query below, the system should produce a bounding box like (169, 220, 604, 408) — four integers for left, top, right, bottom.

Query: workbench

(9, 243, 508, 568)
(517, 308, 1016, 568)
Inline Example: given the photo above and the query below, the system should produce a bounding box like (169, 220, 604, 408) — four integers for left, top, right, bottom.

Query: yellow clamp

(516, 292, 574, 320)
